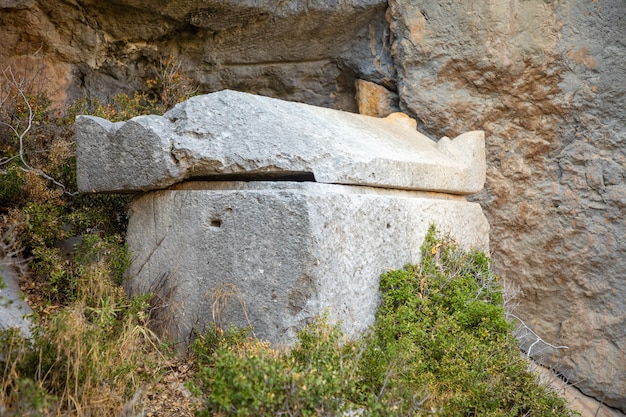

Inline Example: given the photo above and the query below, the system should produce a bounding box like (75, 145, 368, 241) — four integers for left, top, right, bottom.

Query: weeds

(0, 261, 164, 417)
(0, 62, 195, 416)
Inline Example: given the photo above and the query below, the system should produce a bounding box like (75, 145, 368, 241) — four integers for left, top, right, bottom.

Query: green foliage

(190, 318, 370, 417)
(0, 328, 55, 416)
(18, 200, 130, 302)
(190, 226, 577, 417)
(0, 63, 204, 416)
(358, 225, 576, 416)
(0, 160, 25, 206)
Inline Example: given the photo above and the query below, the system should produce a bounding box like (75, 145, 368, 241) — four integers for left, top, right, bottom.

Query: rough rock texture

(4, 0, 624, 410)
(531, 363, 626, 417)
(0, 0, 394, 110)
(388, 0, 625, 410)
(0, 264, 32, 338)
(76, 90, 485, 195)
(126, 181, 489, 346)
(355, 79, 399, 117)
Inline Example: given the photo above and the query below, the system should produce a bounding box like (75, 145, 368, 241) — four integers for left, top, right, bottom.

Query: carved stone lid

(76, 90, 485, 194)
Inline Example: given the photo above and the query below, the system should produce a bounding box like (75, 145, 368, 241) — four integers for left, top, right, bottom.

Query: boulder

(0, 264, 32, 339)
(76, 90, 485, 195)
(388, 0, 626, 409)
(126, 181, 489, 346)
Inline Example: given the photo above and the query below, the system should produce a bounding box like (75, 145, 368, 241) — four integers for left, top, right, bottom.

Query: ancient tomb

(76, 90, 489, 346)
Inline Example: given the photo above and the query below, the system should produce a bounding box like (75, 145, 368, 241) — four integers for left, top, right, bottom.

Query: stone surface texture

(0, 0, 393, 110)
(76, 90, 485, 195)
(126, 181, 489, 347)
(355, 79, 400, 117)
(0, 264, 32, 338)
(4, 0, 625, 410)
(531, 363, 626, 417)
(388, 0, 625, 410)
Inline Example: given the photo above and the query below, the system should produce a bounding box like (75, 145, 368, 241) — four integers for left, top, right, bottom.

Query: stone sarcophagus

(76, 90, 489, 346)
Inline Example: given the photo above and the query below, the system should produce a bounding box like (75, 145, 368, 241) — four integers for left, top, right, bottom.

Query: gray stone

(0, 264, 32, 339)
(388, 0, 626, 409)
(0, 0, 393, 111)
(76, 90, 485, 195)
(126, 181, 489, 346)
(0, 0, 34, 9)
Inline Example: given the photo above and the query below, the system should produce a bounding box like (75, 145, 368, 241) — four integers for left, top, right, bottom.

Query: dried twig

(506, 312, 569, 357)
(0, 66, 76, 196)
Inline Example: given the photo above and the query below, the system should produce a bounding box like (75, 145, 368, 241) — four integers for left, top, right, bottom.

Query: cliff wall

(1, 0, 624, 412)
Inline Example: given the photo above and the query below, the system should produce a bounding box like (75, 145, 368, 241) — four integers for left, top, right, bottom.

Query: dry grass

(0, 261, 169, 417)
(210, 282, 253, 333)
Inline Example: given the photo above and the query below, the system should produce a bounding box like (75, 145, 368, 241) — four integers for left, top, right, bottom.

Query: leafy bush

(0, 160, 25, 206)
(359, 225, 577, 416)
(189, 226, 578, 417)
(190, 318, 367, 417)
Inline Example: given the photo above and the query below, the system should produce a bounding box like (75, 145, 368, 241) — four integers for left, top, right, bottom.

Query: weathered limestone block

(126, 182, 489, 346)
(76, 90, 485, 195)
(76, 91, 489, 347)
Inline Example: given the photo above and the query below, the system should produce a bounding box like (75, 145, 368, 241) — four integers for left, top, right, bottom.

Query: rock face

(531, 363, 626, 417)
(76, 90, 485, 194)
(127, 182, 489, 346)
(0, 0, 394, 110)
(4, 0, 624, 411)
(388, 0, 626, 410)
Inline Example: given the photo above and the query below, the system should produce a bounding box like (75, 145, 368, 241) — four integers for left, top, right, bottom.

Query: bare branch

(506, 312, 569, 357)
(0, 65, 78, 196)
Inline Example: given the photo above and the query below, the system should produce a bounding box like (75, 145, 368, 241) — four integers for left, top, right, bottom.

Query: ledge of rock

(76, 90, 485, 195)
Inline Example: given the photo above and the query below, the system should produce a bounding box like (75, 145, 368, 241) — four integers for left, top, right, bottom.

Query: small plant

(190, 317, 367, 417)
(146, 56, 198, 110)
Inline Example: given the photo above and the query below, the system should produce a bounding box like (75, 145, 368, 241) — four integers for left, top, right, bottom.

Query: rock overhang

(76, 89, 485, 195)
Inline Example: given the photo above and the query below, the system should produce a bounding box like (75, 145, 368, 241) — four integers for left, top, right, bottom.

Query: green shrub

(190, 226, 577, 417)
(0, 66, 196, 416)
(190, 319, 367, 417)
(0, 161, 25, 207)
(358, 225, 576, 416)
